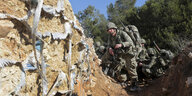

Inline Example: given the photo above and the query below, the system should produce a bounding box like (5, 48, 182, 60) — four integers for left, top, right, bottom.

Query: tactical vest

(110, 30, 135, 57)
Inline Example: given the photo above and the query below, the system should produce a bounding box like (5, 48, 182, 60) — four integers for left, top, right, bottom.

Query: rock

(0, 0, 97, 95)
(0, 20, 14, 38)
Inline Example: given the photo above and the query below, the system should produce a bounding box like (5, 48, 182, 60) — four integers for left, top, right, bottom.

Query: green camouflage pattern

(107, 22, 117, 30)
(107, 29, 138, 80)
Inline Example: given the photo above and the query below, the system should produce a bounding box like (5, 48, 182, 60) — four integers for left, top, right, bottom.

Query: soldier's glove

(138, 62, 143, 67)
(114, 44, 122, 49)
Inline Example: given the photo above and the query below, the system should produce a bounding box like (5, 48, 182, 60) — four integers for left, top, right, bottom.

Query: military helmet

(167, 51, 174, 59)
(99, 46, 105, 52)
(147, 48, 155, 55)
(117, 74, 127, 82)
(95, 41, 101, 47)
(107, 22, 117, 30)
(119, 27, 124, 30)
(160, 49, 174, 59)
(160, 49, 167, 53)
(140, 39, 146, 44)
(160, 49, 167, 56)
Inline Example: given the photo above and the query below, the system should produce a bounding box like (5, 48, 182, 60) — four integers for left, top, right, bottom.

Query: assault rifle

(153, 41, 160, 54)
(103, 47, 122, 77)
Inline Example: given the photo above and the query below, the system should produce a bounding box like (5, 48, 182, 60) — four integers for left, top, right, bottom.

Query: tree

(76, 5, 108, 44)
(107, 0, 136, 26)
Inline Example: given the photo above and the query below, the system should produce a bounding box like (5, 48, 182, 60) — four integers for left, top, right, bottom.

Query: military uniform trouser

(119, 54, 138, 81)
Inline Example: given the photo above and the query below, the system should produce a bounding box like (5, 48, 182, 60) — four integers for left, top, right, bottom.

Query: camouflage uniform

(137, 39, 148, 61)
(95, 41, 101, 52)
(160, 49, 174, 65)
(136, 39, 148, 81)
(96, 46, 105, 59)
(105, 22, 139, 91)
(142, 48, 167, 78)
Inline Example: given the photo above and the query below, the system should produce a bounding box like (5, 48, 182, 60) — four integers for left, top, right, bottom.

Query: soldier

(140, 48, 168, 78)
(137, 39, 148, 81)
(94, 41, 101, 52)
(105, 22, 140, 91)
(140, 48, 157, 78)
(160, 49, 174, 65)
(96, 46, 106, 59)
(137, 39, 148, 61)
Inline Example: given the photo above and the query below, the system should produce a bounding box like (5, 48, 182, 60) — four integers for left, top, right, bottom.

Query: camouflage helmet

(140, 39, 146, 44)
(119, 27, 124, 30)
(99, 46, 105, 52)
(160, 49, 168, 56)
(160, 49, 167, 54)
(160, 49, 174, 59)
(167, 51, 174, 59)
(95, 41, 101, 47)
(107, 22, 117, 30)
(117, 74, 127, 82)
(147, 48, 155, 55)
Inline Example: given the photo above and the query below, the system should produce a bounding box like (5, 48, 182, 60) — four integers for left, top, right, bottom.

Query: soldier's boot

(130, 78, 141, 92)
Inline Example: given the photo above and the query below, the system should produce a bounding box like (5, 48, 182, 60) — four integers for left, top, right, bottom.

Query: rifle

(103, 48, 121, 77)
(119, 19, 126, 29)
(153, 41, 160, 54)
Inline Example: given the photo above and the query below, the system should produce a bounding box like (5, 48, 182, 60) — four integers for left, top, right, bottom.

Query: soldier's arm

(159, 57, 166, 66)
(143, 56, 156, 68)
(107, 35, 111, 48)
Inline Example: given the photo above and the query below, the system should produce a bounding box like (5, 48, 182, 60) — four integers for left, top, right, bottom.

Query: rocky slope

(0, 0, 98, 95)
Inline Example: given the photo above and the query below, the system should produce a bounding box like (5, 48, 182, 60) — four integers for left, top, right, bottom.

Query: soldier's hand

(114, 44, 122, 49)
(109, 48, 114, 56)
(138, 62, 143, 66)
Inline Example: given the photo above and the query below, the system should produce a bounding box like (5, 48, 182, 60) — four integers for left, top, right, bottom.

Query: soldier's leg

(141, 68, 152, 86)
(124, 55, 140, 91)
(125, 56, 138, 80)
(116, 57, 126, 82)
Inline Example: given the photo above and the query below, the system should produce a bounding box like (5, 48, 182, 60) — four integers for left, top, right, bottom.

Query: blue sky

(69, 0, 147, 18)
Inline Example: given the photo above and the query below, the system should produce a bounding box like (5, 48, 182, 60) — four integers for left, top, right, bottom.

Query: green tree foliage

(76, 5, 108, 44)
(107, 0, 136, 26)
(107, 0, 192, 53)
(76, 0, 192, 52)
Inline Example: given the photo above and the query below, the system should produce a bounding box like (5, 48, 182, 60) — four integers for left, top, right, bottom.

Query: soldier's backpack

(120, 25, 142, 47)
